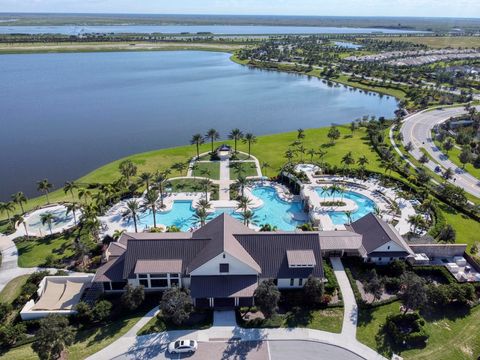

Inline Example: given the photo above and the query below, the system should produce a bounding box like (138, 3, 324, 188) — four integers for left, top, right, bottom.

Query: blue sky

(1, 0, 479, 18)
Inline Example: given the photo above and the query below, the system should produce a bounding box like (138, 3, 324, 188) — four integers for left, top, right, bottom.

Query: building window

(103, 282, 112, 291)
(290, 278, 294, 286)
(219, 263, 229, 273)
(139, 279, 149, 287)
(387, 246, 390, 250)
(150, 279, 168, 288)
(299, 278, 303, 286)
(170, 278, 179, 287)
(138, 274, 148, 279)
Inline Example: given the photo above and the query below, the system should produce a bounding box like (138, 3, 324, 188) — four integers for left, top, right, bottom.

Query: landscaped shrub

(383, 277, 402, 293)
(0, 303, 13, 322)
(121, 284, 145, 310)
(0, 323, 27, 347)
(383, 313, 429, 349)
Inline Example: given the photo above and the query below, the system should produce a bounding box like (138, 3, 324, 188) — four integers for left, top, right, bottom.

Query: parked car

(168, 340, 198, 354)
(435, 166, 441, 173)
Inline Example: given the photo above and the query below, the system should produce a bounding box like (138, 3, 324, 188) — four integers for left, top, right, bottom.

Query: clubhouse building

(93, 213, 413, 308)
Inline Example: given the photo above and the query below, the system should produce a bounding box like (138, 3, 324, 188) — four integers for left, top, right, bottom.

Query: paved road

(113, 340, 364, 360)
(401, 106, 480, 198)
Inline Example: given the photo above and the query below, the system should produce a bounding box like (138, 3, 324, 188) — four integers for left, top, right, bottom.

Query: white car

(168, 339, 198, 354)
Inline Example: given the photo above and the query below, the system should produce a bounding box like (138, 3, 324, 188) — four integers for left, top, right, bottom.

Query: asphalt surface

(401, 106, 480, 198)
(113, 340, 365, 360)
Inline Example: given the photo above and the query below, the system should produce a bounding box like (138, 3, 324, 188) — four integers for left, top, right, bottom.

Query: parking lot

(113, 340, 365, 360)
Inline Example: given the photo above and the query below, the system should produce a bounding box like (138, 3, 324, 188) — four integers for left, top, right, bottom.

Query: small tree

(327, 126, 341, 144)
(32, 315, 74, 360)
(400, 272, 427, 313)
(364, 269, 383, 303)
(303, 275, 325, 306)
(438, 224, 456, 243)
(74, 301, 93, 323)
(419, 153, 429, 164)
(0, 323, 26, 347)
(254, 280, 280, 318)
(159, 287, 193, 325)
(92, 300, 112, 322)
(459, 148, 473, 169)
(121, 284, 145, 310)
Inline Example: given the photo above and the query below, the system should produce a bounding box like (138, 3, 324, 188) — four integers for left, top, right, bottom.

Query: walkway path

(330, 257, 358, 339)
(218, 153, 232, 201)
(400, 106, 480, 198)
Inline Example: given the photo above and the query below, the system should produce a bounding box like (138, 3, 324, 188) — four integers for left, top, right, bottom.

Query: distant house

(93, 213, 413, 307)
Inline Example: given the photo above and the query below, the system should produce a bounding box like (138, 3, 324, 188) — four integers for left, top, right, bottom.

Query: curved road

(401, 106, 480, 198)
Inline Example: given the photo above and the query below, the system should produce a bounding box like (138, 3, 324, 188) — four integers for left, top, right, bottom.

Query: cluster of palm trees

(0, 192, 29, 235)
(236, 195, 256, 227)
(190, 128, 258, 159)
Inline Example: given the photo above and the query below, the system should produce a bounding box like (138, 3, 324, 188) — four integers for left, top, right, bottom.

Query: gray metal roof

(350, 213, 412, 255)
(134, 259, 183, 274)
(318, 231, 363, 250)
(93, 255, 125, 283)
(190, 275, 258, 298)
(287, 250, 316, 267)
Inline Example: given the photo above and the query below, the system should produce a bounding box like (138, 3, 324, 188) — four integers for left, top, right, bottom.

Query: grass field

(0, 41, 245, 54)
(432, 137, 480, 179)
(15, 233, 75, 267)
(230, 161, 259, 179)
(357, 301, 480, 360)
(0, 275, 30, 304)
(381, 36, 480, 49)
(192, 162, 220, 179)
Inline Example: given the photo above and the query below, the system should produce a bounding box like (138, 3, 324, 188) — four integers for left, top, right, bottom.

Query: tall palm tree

(63, 181, 78, 201)
(197, 198, 211, 211)
(230, 162, 245, 178)
(11, 192, 27, 214)
(143, 190, 159, 229)
(228, 129, 244, 153)
(242, 133, 257, 158)
(241, 210, 257, 227)
(77, 188, 91, 205)
(237, 196, 253, 214)
(13, 214, 28, 239)
(37, 179, 52, 204)
(408, 214, 425, 234)
(319, 187, 330, 201)
(193, 208, 208, 227)
(205, 128, 220, 154)
(329, 183, 341, 201)
(123, 199, 140, 233)
(297, 128, 305, 140)
(235, 176, 249, 198)
(200, 179, 213, 199)
(345, 211, 353, 225)
(40, 212, 55, 236)
(0, 202, 15, 226)
(154, 170, 170, 208)
(138, 172, 153, 190)
(191, 133, 204, 159)
(296, 144, 306, 162)
(65, 202, 81, 226)
(118, 160, 137, 185)
(341, 151, 355, 176)
(261, 162, 271, 177)
(317, 149, 328, 167)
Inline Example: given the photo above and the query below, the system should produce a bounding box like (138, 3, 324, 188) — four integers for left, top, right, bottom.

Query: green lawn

(439, 203, 480, 250)
(357, 301, 480, 360)
(0, 275, 30, 304)
(15, 233, 76, 268)
(240, 307, 343, 333)
(433, 139, 480, 180)
(230, 162, 259, 179)
(1, 312, 146, 360)
(192, 161, 220, 180)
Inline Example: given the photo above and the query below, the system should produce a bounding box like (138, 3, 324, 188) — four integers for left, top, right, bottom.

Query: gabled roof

(287, 250, 316, 267)
(94, 255, 125, 283)
(350, 213, 413, 255)
(318, 230, 363, 250)
(107, 242, 127, 258)
(134, 259, 183, 274)
(189, 214, 261, 273)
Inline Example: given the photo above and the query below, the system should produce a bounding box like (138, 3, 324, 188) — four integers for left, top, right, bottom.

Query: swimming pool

(251, 186, 307, 230)
(25, 205, 78, 234)
(315, 188, 376, 225)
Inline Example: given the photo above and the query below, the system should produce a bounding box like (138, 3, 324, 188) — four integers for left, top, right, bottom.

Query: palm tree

(172, 162, 187, 176)
(442, 167, 454, 182)
(0, 202, 15, 226)
(307, 149, 316, 162)
(357, 155, 369, 176)
(63, 181, 78, 201)
(205, 128, 220, 154)
(193, 208, 208, 227)
(297, 128, 305, 140)
(197, 198, 211, 211)
(261, 162, 271, 177)
(341, 151, 355, 176)
(11, 192, 27, 214)
(228, 129, 244, 153)
(345, 211, 353, 225)
(138, 172, 153, 190)
(235, 176, 249, 198)
(284, 149, 295, 163)
(317, 149, 328, 167)
(13, 214, 28, 239)
(77, 188, 91, 205)
(237, 196, 253, 214)
(190, 133, 204, 159)
(296, 144, 306, 162)
(65, 202, 81, 226)
(329, 183, 341, 201)
(40, 212, 55, 236)
(200, 178, 213, 199)
(242, 133, 257, 158)
(143, 190, 159, 228)
(37, 179, 52, 204)
(154, 170, 170, 208)
(118, 160, 137, 185)
(408, 214, 426, 234)
(123, 199, 140, 233)
(113, 229, 125, 240)
(241, 210, 257, 227)
(319, 187, 330, 201)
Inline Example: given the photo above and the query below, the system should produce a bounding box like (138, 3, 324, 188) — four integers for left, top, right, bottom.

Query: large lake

(0, 51, 397, 200)
(0, 25, 424, 35)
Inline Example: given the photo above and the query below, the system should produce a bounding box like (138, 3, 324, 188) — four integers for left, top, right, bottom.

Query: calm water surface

(0, 25, 424, 35)
(0, 51, 398, 200)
